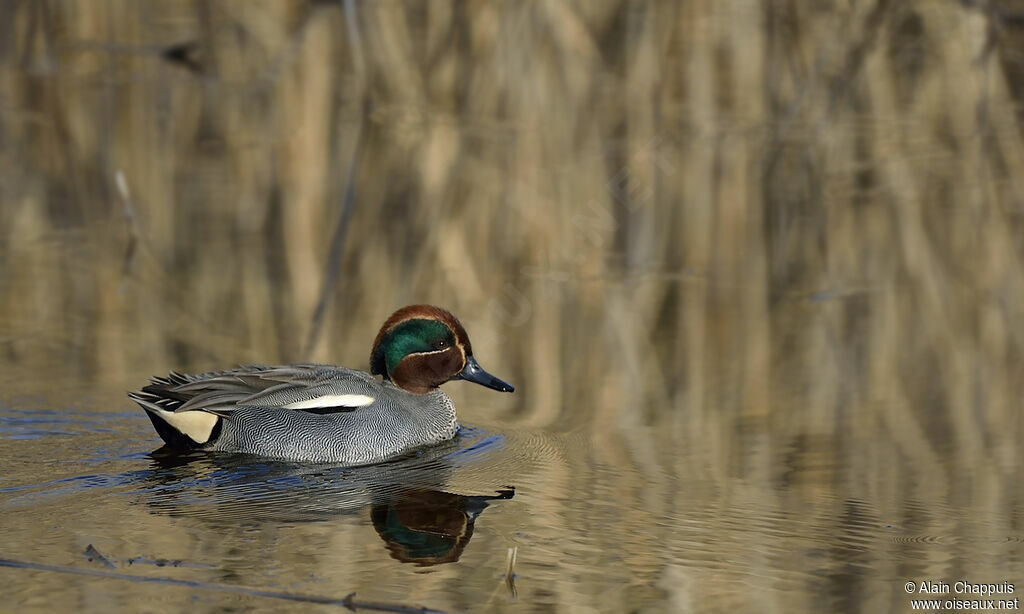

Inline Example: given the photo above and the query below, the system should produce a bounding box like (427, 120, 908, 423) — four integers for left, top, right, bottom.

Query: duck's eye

(435, 339, 449, 350)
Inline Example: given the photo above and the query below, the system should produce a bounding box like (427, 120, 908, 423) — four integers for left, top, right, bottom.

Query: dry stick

(115, 170, 139, 285)
(504, 546, 518, 599)
(483, 545, 519, 607)
(0, 557, 448, 613)
(304, 1, 368, 358)
(83, 544, 115, 569)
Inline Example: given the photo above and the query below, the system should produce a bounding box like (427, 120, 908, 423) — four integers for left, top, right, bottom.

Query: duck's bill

(458, 356, 515, 393)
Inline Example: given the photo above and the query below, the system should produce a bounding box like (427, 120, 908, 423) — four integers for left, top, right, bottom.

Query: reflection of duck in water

(372, 488, 514, 566)
(140, 433, 513, 565)
(130, 305, 514, 464)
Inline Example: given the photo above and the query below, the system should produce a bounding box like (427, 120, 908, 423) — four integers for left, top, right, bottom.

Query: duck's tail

(129, 389, 222, 449)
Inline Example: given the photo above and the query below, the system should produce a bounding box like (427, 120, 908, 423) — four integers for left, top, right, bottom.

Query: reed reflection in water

(1, 0, 1023, 612)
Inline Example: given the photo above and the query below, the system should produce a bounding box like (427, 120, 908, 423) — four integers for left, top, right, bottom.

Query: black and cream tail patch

(130, 392, 222, 448)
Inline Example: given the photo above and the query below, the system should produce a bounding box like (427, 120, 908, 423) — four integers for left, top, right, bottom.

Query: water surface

(2, 374, 1020, 612)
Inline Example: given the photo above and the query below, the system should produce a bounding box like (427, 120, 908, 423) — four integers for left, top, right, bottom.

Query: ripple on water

(0, 408, 138, 440)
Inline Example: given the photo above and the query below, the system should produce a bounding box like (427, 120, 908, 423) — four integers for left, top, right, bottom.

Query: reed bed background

(2, 0, 1023, 610)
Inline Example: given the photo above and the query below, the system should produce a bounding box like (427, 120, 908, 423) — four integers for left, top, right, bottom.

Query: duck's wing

(131, 364, 382, 416)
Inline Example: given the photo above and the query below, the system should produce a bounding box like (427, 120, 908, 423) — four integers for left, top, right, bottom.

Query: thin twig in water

(504, 546, 518, 599)
(83, 544, 116, 569)
(0, 557, 448, 613)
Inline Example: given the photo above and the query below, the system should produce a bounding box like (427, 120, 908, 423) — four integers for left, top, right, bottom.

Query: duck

(128, 305, 514, 464)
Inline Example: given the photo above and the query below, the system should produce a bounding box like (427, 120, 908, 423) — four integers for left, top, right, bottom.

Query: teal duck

(129, 305, 514, 464)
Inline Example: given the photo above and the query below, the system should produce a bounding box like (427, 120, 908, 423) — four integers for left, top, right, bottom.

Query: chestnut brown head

(369, 305, 515, 395)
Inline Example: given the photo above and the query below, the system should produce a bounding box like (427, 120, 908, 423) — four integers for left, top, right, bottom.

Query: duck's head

(370, 305, 515, 395)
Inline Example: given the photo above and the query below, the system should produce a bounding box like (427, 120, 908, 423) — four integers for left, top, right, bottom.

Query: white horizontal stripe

(284, 394, 375, 410)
